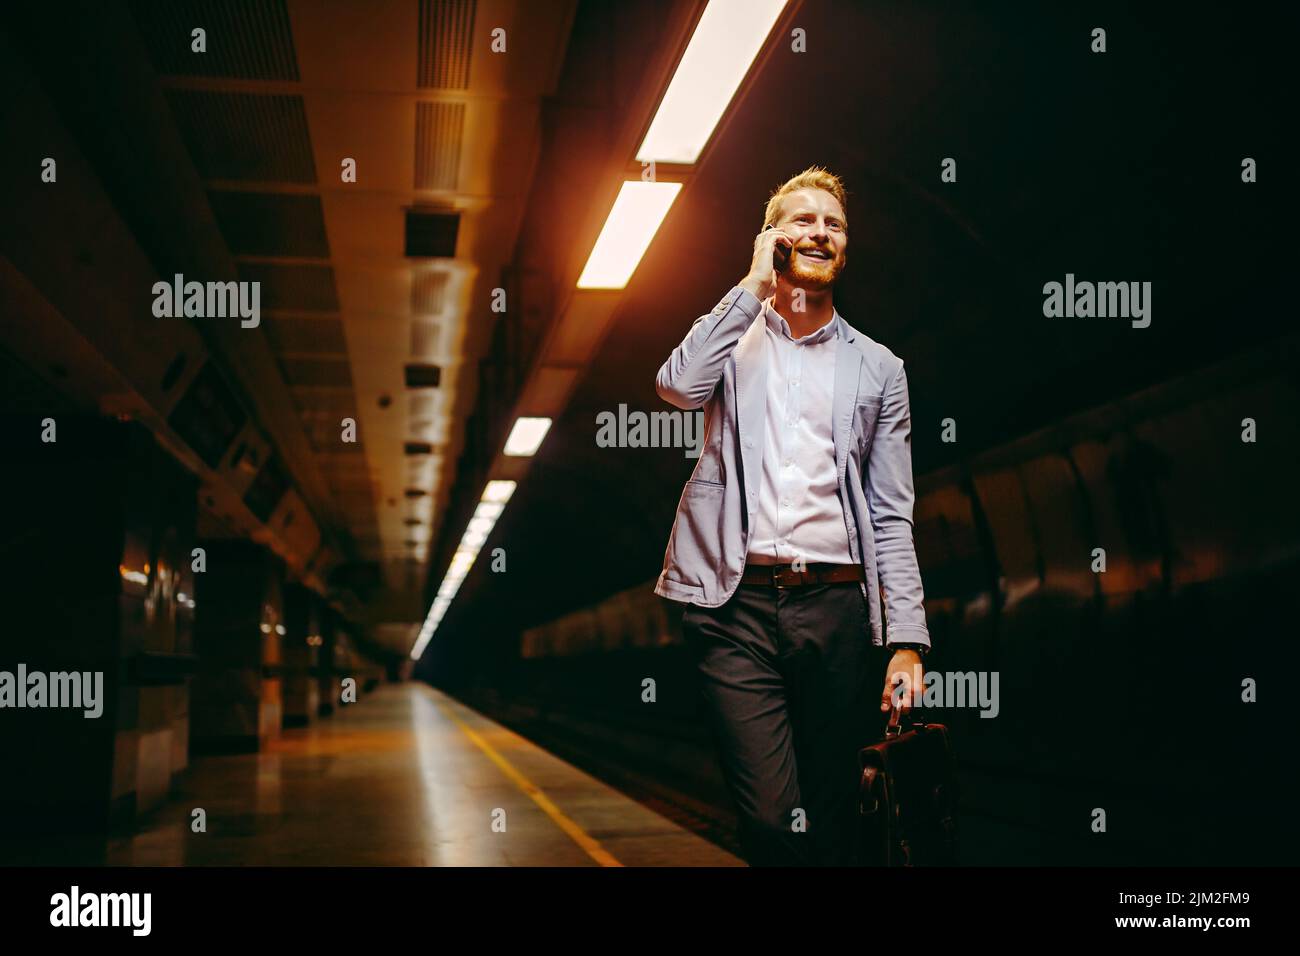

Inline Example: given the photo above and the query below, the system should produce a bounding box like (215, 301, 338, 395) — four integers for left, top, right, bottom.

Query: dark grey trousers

(682, 581, 888, 866)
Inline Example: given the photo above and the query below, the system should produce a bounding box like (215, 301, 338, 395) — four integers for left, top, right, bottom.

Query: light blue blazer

(652, 286, 931, 651)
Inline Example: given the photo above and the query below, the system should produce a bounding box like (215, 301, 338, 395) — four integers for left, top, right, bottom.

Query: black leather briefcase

(856, 707, 959, 866)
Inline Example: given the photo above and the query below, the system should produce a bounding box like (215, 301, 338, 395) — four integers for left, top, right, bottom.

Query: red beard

(786, 249, 845, 289)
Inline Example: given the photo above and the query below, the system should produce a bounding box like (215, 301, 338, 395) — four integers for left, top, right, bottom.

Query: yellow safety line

(433, 696, 623, 867)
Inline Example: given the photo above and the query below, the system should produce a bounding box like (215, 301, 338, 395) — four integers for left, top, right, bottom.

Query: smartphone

(767, 225, 790, 272)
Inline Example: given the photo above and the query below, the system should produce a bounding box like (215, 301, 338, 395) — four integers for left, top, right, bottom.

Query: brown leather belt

(740, 561, 865, 588)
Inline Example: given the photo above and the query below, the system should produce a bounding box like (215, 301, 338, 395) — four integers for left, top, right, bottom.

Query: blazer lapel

(831, 311, 862, 480)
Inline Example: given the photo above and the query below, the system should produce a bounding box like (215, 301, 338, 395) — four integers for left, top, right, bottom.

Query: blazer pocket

(852, 396, 883, 443)
(665, 479, 726, 595)
(684, 477, 725, 492)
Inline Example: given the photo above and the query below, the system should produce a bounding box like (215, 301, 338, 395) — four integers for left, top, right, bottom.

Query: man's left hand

(880, 649, 924, 714)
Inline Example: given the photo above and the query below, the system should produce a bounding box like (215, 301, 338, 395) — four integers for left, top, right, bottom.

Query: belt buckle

(773, 565, 798, 588)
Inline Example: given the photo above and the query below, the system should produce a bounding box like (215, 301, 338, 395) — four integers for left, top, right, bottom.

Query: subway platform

(1, 684, 741, 867)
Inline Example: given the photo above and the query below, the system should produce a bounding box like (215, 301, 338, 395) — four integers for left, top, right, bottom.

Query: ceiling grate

(407, 453, 435, 473)
(130, 0, 301, 81)
(408, 394, 436, 419)
(417, 0, 476, 89)
(264, 316, 347, 355)
(414, 102, 464, 190)
(278, 357, 353, 389)
(410, 321, 441, 356)
(238, 262, 339, 312)
(404, 209, 459, 258)
(404, 364, 442, 388)
(208, 191, 330, 258)
(292, 388, 355, 417)
(411, 270, 449, 314)
(165, 90, 317, 183)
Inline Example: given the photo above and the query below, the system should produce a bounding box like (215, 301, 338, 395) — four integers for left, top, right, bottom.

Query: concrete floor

(86, 682, 740, 866)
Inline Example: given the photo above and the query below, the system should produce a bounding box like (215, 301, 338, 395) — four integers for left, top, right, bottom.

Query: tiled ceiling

(132, 0, 579, 645)
(163, 90, 318, 182)
(237, 262, 341, 312)
(207, 191, 331, 258)
(263, 315, 349, 355)
(131, 0, 302, 80)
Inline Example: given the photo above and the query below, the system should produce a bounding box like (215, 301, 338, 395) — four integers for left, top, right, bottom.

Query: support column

(190, 540, 283, 753)
(281, 583, 319, 728)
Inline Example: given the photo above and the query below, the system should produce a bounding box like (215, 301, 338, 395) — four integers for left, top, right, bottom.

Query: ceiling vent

(408, 393, 437, 419)
(208, 191, 330, 258)
(165, 90, 316, 183)
(265, 316, 347, 355)
(278, 357, 353, 388)
(410, 321, 441, 357)
(404, 364, 442, 388)
(411, 270, 449, 314)
(404, 209, 459, 258)
(238, 263, 339, 312)
(414, 102, 464, 190)
(130, 0, 301, 80)
(417, 0, 476, 89)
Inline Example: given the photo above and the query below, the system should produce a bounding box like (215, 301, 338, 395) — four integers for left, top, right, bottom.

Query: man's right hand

(739, 226, 794, 301)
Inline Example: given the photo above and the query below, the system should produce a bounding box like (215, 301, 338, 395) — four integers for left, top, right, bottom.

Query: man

(653, 166, 930, 866)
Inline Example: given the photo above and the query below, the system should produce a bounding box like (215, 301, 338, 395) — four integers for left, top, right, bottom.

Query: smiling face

(771, 187, 847, 290)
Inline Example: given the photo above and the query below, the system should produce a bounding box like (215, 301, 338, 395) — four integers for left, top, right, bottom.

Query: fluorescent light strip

(410, 480, 520, 660)
(416, 1, 791, 659)
(577, 181, 682, 290)
(636, 0, 788, 164)
(483, 480, 517, 504)
(504, 416, 552, 456)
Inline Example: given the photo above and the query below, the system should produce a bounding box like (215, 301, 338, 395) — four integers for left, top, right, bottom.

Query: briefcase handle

(884, 703, 926, 736)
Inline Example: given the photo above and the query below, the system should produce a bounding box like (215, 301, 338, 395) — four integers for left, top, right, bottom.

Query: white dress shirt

(745, 298, 854, 566)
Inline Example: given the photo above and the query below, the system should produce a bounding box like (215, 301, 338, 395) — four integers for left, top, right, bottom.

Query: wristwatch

(889, 642, 928, 657)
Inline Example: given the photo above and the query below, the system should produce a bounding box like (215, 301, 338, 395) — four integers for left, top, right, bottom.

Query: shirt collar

(763, 297, 839, 344)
